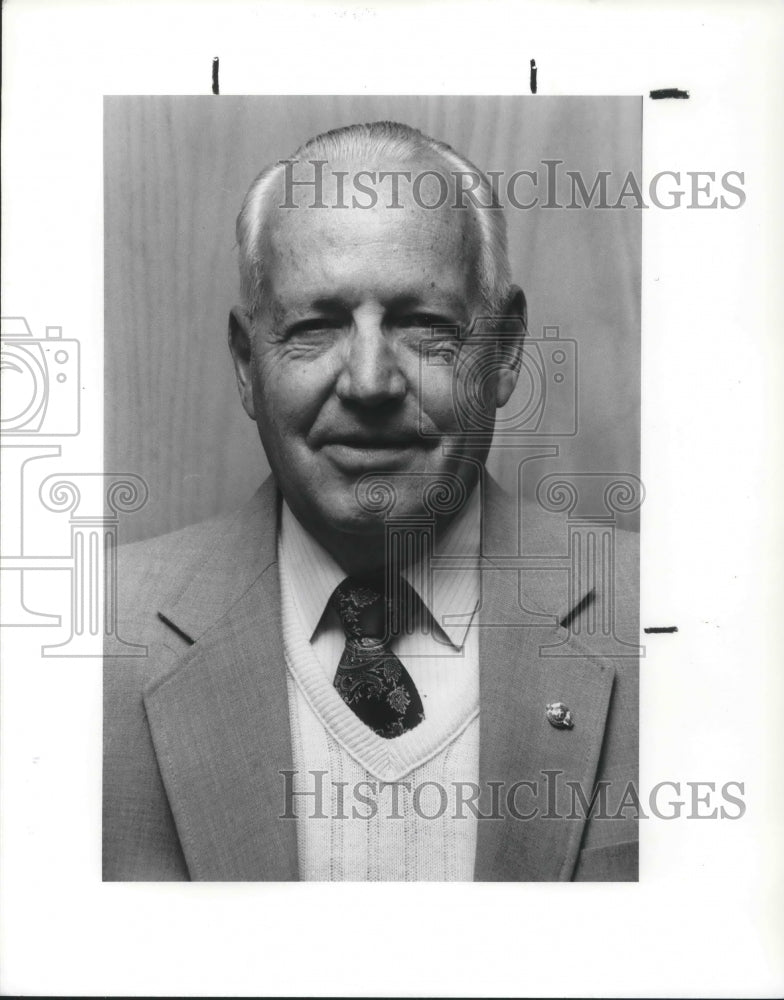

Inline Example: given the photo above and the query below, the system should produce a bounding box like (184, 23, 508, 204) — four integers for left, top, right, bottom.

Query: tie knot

(331, 578, 390, 641)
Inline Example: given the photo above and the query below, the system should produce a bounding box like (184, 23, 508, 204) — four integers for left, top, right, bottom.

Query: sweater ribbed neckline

(280, 567, 479, 783)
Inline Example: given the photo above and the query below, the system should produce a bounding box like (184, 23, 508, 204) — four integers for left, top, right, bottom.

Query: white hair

(235, 120, 512, 319)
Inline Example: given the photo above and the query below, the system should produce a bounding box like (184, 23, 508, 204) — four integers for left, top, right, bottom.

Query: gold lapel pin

(546, 702, 574, 729)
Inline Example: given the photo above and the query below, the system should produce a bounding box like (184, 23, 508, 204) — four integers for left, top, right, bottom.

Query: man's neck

(309, 505, 478, 582)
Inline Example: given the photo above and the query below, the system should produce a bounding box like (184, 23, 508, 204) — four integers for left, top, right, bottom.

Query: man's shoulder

(486, 481, 639, 629)
(113, 478, 280, 647)
(117, 509, 237, 607)
(119, 509, 234, 568)
(489, 483, 638, 566)
(520, 492, 638, 574)
(117, 478, 277, 601)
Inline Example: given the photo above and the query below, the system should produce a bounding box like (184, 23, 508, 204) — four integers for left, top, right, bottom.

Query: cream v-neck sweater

(279, 503, 481, 881)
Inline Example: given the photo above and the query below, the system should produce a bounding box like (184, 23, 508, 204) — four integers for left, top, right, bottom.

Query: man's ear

(228, 305, 256, 421)
(494, 284, 527, 409)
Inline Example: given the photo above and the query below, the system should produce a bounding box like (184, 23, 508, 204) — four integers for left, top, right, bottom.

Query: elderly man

(103, 121, 638, 881)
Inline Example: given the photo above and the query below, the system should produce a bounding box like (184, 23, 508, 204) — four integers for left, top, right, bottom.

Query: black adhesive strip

(212, 57, 220, 95)
(644, 626, 679, 634)
(650, 88, 689, 99)
(530, 59, 537, 94)
(559, 590, 594, 631)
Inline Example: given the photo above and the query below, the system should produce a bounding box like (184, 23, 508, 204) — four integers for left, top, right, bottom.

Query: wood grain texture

(105, 96, 641, 543)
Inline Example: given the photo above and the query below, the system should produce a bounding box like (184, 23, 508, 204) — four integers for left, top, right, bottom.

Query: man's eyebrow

(385, 294, 451, 312)
(271, 296, 351, 319)
(303, 295, 456, 312)
(275, 292, 468, 321)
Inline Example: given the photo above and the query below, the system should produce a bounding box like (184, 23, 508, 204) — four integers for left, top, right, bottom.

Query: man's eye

(427, 343, 459, 365)
(397, 313, 452, 330)
(286, 318, 343, 338)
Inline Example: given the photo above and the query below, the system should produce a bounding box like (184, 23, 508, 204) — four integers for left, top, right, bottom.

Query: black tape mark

(644, 626, 679, 634)
(530, 59, 537, 94)
(559, 589, 594, 631)
(650, 88, 689, 100)
(212, 57, 220, 95)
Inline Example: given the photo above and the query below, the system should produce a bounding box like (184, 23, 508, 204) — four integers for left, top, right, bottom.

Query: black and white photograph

(103, 96, 641, 882)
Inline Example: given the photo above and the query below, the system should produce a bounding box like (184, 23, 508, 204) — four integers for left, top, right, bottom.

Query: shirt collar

(279, 488, 481, 651)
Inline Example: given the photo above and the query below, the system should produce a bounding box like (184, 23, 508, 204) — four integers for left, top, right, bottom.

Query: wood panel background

(105, 96, 641, 543)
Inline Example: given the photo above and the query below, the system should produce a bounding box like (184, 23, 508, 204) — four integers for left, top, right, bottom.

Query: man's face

(230, 159, 522, 555)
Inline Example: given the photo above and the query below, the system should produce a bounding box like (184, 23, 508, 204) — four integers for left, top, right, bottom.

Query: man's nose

(335, 317, 407, 407)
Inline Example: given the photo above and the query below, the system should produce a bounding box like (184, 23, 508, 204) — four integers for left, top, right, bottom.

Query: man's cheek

(417, 368, 460, 433)
(254, 357, 310, 417)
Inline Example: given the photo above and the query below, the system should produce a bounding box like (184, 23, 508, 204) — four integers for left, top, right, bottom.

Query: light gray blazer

(104, 476, 639, 881)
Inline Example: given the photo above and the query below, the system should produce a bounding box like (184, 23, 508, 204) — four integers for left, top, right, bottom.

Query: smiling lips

(325, 434, 422, 448)
(319, 434, 428, 471)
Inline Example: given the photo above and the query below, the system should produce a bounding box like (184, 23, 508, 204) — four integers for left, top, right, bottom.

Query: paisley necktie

(330, 577, 425, 739)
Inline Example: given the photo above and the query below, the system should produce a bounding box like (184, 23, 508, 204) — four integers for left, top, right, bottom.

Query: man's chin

(312, 486, 454, 537)
(306, 490, 432, 540)
(311, 499, 391, 538)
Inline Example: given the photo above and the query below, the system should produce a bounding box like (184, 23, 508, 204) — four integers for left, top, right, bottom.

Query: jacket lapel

(143, 480, 298, 880)
(474, 480, 616, 881)
(142, 475, 614, 881)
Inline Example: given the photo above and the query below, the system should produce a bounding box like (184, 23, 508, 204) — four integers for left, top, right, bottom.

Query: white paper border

(2, 1, 783, 996)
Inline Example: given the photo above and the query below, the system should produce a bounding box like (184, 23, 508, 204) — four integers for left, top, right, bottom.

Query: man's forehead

(272, 152, 473, 228)
(259, 154, 480, 297)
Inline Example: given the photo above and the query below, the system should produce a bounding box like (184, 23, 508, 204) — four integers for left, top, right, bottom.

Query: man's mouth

(319, 435, 428, 471)
(326, 435, 422, 447)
